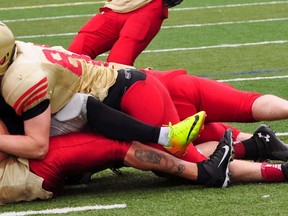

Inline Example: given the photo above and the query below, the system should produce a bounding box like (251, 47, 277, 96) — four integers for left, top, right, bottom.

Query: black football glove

(164, 0, 183, 8)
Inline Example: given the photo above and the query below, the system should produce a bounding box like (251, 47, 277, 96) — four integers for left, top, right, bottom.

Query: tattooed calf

(134, 149, 185, 175)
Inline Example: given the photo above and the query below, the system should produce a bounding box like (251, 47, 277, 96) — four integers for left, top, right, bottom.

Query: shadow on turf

(61, 168, 202, 197)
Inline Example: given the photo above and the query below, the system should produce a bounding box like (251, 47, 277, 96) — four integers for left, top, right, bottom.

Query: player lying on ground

(140, 68, 288, 161)
(58, 76, 288, 164)
(0, 124, 233, 205)
(2, 119, 288, 205)
(51, 93, 288, 188)
(1, 93, 288, 204)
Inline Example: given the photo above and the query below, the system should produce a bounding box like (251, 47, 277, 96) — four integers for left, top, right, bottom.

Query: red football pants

(145, 69, 262, 143)
(29, 132, 206, 195)
(29, 132, 130, 196)
(68, 0, 168, 65)
(120, 72, 207, 161)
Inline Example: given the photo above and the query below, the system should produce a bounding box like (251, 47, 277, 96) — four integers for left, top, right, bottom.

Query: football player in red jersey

(140, 68, 288, 161)
(68, 0, 182, 66)
(0, 95, 287, 205)
(55, 92, 288, 187)
(1, 101, 288, 205)
(0, 131, 231, 205)
(0, 97, 233, 204)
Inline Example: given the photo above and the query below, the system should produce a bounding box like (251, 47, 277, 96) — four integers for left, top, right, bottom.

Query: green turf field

(0, 0, 288, 215)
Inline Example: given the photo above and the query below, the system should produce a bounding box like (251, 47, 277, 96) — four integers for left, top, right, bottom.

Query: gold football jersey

(104, 0, 152, 13)
(0, 157, 52, 205)
(1, 41, 134, 116)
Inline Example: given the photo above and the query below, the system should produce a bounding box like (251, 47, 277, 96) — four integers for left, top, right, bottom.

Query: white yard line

(218, 75, 288, 82)
(276, 132, 288, 137)
(11, 39, 287, 58)
(141, 40, 288, 54)
(171, 1, 288, 11)
(0, 204, 127, 216)
(1, 14, 94, 23)
(161, 17, 288, 29)
(0, 2, 104, 11)
(0, 1, 287, 11)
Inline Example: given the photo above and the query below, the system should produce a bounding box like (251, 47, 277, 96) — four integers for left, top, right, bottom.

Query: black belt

(103, 68, 146, 110)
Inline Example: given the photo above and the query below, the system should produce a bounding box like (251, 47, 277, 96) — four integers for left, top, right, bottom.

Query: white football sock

(158, 127, 170, 146)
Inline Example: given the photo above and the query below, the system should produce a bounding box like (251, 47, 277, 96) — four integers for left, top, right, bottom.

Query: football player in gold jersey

(0, 22, 205, 160)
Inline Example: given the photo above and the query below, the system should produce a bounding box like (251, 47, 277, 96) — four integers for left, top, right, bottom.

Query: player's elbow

(34, 142, 49, 159)
(36, 149, 47, 159)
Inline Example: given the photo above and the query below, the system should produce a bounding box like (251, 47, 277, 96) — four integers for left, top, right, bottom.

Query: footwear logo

(218, 145, 230, 168)
(186, 115, 199, 143)
(257, 132, 270, 142)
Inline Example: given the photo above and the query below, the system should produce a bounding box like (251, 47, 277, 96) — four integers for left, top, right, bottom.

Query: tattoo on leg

(134, 149, 185, 175)
(175, 164, 185, 175)
(135, 149, 161, 164)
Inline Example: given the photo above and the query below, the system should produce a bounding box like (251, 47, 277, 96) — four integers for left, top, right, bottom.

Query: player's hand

(164, 0, 183, 8)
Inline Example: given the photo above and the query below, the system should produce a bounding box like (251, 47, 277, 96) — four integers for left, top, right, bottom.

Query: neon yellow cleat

(165, 111, 206, 156)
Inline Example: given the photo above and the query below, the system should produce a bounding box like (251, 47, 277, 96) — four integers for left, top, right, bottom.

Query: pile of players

(1, 0, 288, 205)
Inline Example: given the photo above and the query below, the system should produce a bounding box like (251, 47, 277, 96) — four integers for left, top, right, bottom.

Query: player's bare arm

(0, 106, 51, 159)
(0, 120, 10, 161)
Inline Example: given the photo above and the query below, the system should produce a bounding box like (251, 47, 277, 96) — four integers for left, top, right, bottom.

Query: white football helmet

(0, 22, 15, 76)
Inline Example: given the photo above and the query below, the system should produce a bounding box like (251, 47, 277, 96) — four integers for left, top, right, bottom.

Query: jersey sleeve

(1, 62, 50, 116)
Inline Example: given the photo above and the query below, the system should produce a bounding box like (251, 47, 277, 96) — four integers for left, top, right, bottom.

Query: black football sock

(86, 96, 160, 142)
(196, 162, 212, 184)
(242, 138, 259, 160)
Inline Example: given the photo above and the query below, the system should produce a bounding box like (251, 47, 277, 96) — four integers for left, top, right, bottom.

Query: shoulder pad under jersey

(1, 62, 49, 116)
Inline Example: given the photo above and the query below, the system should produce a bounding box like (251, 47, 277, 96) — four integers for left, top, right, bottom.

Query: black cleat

(253, 124, 288, 161)
(199, 128, 233, 188)
(281, 161, 288, 180)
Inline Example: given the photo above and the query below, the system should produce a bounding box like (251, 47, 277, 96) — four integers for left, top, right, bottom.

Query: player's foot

(281, 161, 288, 180)
(165, 111, 206, 156)
(55, 93, 88, 121)
(253, 124, 288, 161)
(199, 128, 233, 188)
